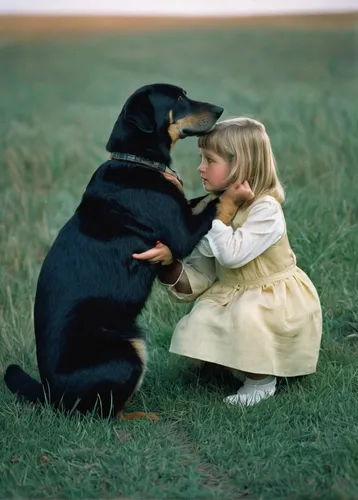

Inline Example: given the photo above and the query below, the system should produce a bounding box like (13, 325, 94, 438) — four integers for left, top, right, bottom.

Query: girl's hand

(132, 241, 173, 265)
(222, 180, 255, 206)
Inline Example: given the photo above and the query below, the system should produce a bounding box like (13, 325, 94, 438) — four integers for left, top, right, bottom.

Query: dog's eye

(177, 95, 183, 102)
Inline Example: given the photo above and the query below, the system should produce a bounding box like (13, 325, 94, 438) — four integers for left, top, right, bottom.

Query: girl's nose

(198, 162, 205, 173)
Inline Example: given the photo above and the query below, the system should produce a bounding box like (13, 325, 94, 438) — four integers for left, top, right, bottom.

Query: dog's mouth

(186, 124, 217, 137)
(179, 118, 220, 138)
(169, 102, 223, 143)
(178, 104, 223, 138)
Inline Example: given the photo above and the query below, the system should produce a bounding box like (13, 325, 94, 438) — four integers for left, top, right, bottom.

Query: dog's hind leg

(52, 353, 144, 417)
(115, 339, 159, 422)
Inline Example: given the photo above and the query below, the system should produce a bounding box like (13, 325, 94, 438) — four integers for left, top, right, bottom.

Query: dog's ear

(123, 89, 154, 133)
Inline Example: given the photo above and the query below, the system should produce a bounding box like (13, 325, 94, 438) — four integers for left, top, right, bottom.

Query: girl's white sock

(224, 375, 277, 406)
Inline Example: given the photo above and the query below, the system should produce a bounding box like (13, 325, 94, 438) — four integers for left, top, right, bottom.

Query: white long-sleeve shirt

(197, 199, 285, 269)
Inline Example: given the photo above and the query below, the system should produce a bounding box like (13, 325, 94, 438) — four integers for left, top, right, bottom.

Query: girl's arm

(133, 244, 216, 302)
(157, 260, 192, 294)
(198, 200, 285, 269)
(158, 246, 216, 300)
(163, 248, 216, 302)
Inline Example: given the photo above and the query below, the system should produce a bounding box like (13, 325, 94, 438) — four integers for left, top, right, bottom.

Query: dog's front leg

(160, 197, 221, 260)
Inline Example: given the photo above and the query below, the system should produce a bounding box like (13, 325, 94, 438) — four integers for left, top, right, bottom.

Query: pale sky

(2, 0, 357, 15)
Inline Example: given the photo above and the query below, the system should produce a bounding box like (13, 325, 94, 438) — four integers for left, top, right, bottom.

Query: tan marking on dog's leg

(129, 338, 147, 393)
(191, 194, 237, 223)
(191, 192, 218, 215)
(130, 339, 147, 365)
(115, 340, 158, 422)
(215, 197, 238, 224)
(117, 411, 160, 423)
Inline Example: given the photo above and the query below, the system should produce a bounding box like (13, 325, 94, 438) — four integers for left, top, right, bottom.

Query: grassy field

(1, 17, 358, 499)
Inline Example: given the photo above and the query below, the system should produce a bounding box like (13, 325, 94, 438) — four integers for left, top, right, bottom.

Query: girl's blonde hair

(198, 117, 285, 203)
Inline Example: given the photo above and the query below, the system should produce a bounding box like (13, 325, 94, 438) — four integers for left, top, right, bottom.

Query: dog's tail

(4, 364, 46, 404)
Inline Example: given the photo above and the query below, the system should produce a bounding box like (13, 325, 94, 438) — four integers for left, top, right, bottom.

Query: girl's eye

(207, 158, 213, 163)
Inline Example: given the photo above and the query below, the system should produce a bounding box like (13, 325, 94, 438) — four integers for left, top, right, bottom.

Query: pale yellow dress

(166, 196, 322, 377)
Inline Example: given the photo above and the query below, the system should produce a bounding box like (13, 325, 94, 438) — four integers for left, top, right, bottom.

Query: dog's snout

(212, 105, 224, 118)
(171, 96, 224, 140)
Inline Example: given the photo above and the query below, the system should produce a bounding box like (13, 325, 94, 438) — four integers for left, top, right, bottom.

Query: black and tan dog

(4, 83, 223, 420)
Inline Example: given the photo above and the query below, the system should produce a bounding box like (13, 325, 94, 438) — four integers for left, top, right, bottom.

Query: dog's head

(106, 84, 223, 164)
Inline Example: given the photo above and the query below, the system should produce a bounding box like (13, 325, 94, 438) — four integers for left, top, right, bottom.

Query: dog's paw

(145, 412, 160, 423)
(118, 411, 160, 423)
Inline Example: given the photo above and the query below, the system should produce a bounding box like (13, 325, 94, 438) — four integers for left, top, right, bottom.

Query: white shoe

(224, 377, 277, 406)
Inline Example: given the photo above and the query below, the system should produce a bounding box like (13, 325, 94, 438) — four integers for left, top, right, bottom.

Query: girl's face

(198, 148, 232, 192)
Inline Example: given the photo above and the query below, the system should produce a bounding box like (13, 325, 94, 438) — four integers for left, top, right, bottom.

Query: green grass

(1, 25, 358, 499)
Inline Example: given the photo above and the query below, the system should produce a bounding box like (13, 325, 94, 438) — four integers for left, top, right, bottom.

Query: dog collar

(110, 152, 182, 184)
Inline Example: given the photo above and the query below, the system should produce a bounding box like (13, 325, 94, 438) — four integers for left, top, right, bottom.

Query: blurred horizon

(1, 0, 357, 15)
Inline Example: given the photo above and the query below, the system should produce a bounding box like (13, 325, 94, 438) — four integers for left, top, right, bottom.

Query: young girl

(133, 118, 322, 406)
